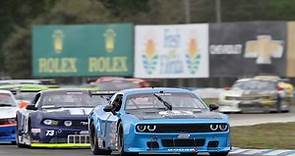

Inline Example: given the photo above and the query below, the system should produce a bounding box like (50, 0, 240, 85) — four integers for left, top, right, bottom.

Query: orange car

(92, 77, 150, 90)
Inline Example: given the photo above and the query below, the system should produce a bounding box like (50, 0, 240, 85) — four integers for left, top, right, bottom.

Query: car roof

(0, 90, 13, 94)
(236, 77, 277, 83)
(119, 87, 191, 96)
(40, 88, 90, 94)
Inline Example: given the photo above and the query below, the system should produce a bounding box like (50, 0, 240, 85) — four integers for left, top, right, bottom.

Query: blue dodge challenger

(88, 88, 231, 156)
(16, 89, 114, 148)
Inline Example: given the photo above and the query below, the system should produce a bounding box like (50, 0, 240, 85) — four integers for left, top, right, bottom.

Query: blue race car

(89, 88, 231, 156)
(16, 89, 114, 148)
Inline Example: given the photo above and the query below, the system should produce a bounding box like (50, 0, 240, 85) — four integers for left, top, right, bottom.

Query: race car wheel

(16, 117, 26, 148)
(90, 123, 110, 155)
(112, 124, 137, 156)
(209, 152, 229, 156)
(26, 118, 33, 148)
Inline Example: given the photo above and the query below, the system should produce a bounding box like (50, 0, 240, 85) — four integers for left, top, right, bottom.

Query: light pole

(184, 0, 191, 23)
(215, 0, 222, 23)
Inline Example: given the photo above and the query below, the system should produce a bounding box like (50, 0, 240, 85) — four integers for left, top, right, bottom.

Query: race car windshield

(125, 92, 207, 111)
(15, 92, 38, 101)
(0, 93, 16, 106)
(41, 92, 95, 108)
(90, 94, 113, 106)
(233, 80, 276, 91)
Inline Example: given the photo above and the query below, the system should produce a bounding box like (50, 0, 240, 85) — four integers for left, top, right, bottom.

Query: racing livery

(0, 90, 18, 143)
(89, 88, 231, 155)
(218, 76, 292, 113)
(16, 89, 114, 148)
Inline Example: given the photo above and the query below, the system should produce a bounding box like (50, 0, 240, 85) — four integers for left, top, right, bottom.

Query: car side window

(111, 94, 123, 112)
(32, 93, 41, 105)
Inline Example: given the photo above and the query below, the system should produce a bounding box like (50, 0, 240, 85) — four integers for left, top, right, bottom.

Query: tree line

(1, 0, 295, 78)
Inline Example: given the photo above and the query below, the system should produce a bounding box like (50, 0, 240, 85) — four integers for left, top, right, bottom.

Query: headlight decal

(219, 124, 228, 131)
(43, 119, 59, 126)
(64, 121, 72, 127)
(210, 124, 219, 131)
(136, 124, 146, 132)
(147, 125, 156, 132)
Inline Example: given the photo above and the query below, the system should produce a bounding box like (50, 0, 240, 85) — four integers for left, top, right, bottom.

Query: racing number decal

(46, 130, 55, 136)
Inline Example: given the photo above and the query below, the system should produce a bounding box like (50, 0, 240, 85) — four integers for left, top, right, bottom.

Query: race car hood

(41, 107, 93, 116)
(127, 110, 224, 120)
(0, 107, 18, 119)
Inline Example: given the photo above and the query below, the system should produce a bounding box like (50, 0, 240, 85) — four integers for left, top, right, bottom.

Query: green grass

(231, 122, 295, 149)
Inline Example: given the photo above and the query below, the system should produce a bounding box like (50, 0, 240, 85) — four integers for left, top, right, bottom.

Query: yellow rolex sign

(32, 24, 133, 77)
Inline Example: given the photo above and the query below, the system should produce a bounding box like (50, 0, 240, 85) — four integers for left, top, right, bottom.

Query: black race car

(16, 89, 114, 148)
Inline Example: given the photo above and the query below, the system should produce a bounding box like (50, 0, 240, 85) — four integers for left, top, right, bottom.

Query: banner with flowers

(135, 24, 209, 78)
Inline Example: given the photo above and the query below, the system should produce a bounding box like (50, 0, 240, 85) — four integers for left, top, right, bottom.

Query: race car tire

(90, 123, 110, 155)
(209, 152, 229, 156)
(26, 118, 32, 148)
(16, 116, 26, 148)
(112, 124, 137, 156)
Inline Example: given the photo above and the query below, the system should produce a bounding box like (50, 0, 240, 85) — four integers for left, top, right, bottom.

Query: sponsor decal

(31, 128, 41, 133)
(46, 130, 55, 136)
(178, 133, 191, 139)
(168, 148, 198, 152)
(245, 35, 284, 64)
(159, 110, 194, 116)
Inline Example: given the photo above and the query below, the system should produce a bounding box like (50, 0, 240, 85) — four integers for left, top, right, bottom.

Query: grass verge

(231, 122, 295, 149)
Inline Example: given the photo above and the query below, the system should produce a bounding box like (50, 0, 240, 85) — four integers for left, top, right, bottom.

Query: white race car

(0, 90, 18, 143)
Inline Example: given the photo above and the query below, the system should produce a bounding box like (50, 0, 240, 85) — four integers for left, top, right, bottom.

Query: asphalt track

(0, 145, 247, 156)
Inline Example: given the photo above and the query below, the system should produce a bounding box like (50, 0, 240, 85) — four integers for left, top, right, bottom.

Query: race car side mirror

(103, 105, 113, 112)
(26, 105, 38, 110)
(209, 104, 219, 111)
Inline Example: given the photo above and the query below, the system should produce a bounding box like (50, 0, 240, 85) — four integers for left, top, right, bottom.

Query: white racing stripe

(242, 149, 269, 155)
(264, 150, 293, 155)
(230, 149, 249, 154)
(231, 148, 295, 156)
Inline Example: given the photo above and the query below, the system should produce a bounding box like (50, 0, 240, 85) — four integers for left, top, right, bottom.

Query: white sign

(135, 24, 209, 78)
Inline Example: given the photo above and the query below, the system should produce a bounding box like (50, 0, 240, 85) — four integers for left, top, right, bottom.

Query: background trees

(1, 0, 295, 78)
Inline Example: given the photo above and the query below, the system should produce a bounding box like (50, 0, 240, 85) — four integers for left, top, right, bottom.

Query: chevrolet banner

(210, 21, 287, 77)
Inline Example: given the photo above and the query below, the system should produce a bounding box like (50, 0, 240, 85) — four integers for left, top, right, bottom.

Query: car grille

(162, 139, 205, 147)
(144, 124, 213, 133)
(68, 135, 89, 144)
(57, 120, 88, 128)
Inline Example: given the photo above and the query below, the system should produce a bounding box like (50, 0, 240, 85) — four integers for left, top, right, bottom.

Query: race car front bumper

(0, 124, 16, 143)
(218, 99, 284, 113)
(124, 131, 231, 154)
(31, 143, 90, 148)
(30, 127, 90, 148)
(218, 101, 241, 113)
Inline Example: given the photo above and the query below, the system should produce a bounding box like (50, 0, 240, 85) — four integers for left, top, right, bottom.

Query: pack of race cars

(0, 80, 231, 156)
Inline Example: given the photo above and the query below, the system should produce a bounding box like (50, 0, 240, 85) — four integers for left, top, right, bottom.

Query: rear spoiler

(89, 90, 116, 96)
(89, 90, 116, 101)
